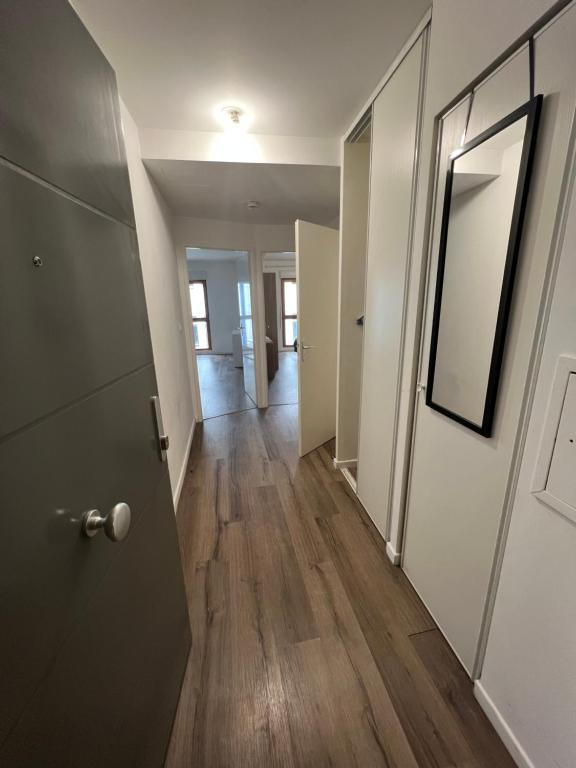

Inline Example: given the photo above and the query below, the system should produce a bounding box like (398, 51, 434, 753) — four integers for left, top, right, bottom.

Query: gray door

(0, 2, 190, 766)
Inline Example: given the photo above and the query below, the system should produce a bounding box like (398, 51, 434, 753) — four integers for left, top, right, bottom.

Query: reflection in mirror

(426, 96, 542, 436)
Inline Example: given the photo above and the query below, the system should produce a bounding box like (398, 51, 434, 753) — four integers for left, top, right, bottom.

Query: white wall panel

(357, 36, 425, 538)
(403, 4, 576, 675)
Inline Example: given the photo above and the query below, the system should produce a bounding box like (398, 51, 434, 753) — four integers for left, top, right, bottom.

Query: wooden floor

(268, 351, 298, 406)
(197, 354, 256, 419)
(166, 404, 515, 768)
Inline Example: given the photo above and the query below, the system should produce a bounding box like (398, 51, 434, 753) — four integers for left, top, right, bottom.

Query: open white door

(296, 220, 339, 456)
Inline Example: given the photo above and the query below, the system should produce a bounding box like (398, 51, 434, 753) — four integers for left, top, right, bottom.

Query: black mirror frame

(425, 94, 543, 437)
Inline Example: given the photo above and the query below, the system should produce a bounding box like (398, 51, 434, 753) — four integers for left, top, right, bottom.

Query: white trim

(333, 458, 357, 469)
(344, 8, 432, 140)
(172, 419, 195, 510)
(385, 541, 401, 566)
(385, 25, 430, 545)
(334, 137, 346, 460)
(250, 248, 269, 408)
(341, 467, 357, 492)
(473, 681, 535, 768)
(177, 246, 203, 422)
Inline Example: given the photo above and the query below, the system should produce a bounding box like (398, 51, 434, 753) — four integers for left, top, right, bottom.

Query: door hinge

(151, 395, 169, 462)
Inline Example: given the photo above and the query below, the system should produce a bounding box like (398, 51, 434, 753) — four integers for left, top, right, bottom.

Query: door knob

(82, 503, 131, 542)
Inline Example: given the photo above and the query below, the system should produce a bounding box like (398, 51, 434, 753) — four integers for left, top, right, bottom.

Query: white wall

(173, 216, 295, 255)
(140, 128, 339, 166)
(187, 259, 241, 354)
(477, 112, 576, 768)
(121, 103, 196, 507)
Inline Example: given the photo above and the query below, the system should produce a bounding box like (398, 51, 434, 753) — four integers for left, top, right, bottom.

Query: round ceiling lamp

(218, 105, 250, 131)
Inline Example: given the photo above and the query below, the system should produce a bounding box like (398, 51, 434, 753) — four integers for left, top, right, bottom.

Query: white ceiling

(145, 160, 340, 224)
(73, 0, 430, 137)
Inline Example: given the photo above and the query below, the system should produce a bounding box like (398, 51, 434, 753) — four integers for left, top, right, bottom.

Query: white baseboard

(333, 457, 357, 469)
(172, 419, 195, 510)
(341, 467, 357, 492)
(473, 681, 535, 768)
(385, 541, 401, 566)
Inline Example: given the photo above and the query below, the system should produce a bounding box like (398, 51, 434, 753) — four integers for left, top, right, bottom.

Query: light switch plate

(532, 355, 576, 524)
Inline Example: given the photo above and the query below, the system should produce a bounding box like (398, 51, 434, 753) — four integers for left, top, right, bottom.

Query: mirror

(426, 95, 542, 436)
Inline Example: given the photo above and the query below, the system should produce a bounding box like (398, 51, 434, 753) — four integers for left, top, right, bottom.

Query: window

(281, 278, 298, 348)
(189, 280, 211, 350)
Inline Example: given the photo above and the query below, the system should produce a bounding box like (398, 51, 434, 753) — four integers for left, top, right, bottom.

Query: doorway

(262, 252, 299, 406)
(334, 115, 371, 485)
(186, 247, 257, 418)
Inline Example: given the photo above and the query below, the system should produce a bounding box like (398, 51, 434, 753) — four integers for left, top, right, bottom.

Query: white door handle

(302, 344, 318, 350)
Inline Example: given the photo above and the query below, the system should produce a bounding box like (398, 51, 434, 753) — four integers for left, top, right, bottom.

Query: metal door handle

(301, 344, 318, 350)
(82, 502, 131, 542)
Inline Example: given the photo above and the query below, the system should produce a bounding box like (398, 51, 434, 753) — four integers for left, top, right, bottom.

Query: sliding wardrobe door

(403, 6, 576, 674)
(357, 34, 426, 537)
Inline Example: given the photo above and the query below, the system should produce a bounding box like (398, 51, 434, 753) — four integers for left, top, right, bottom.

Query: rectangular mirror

(426, 95, 542, 436)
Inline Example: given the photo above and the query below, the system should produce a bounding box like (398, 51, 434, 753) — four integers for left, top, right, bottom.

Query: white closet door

(404, 7, 576, 674)
(357, 36, 424, 537)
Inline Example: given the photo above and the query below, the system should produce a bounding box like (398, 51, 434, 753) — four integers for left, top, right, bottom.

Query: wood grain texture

(268, 351, 298, 406)
(197, 354, 257, 419)
(167, 404, 516, 768)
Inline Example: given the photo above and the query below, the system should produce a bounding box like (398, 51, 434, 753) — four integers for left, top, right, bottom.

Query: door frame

(280, 276, 298, 349)
(256, 251, 299, 409)
(179, 244, 267, 416)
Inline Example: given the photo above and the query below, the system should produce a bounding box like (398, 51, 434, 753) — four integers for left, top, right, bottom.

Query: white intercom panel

(532, 355, 576, 524)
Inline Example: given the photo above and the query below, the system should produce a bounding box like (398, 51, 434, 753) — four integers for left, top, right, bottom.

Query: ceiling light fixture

(218, 104, 250, 132)
(245, 200, 261, 211)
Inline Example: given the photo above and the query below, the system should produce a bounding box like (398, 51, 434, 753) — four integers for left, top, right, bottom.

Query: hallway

(167, 405, 514, 767)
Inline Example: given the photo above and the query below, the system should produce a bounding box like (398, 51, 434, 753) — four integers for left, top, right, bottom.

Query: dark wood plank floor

(197, 354, 256, 419)
(166, 404, 515, 768)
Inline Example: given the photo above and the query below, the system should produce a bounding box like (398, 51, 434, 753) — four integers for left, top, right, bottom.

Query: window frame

(281, 277, 297, 348)
(189, 279, 212, 351)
